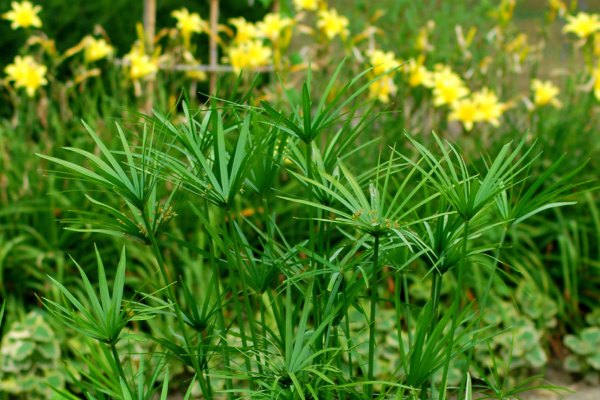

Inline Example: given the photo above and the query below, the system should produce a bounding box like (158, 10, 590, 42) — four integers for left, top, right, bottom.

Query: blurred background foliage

(0, 0, 271, 58)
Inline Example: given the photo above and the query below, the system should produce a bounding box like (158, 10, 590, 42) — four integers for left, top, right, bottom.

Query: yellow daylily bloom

(229, 17, 261, 43)
(405, 58, 432, 87)
(83, 36, 114, 63)
(186, 69, 207, 81)
(227, 40, 272, 74)
(472, 88, 506, 126)
(294, 0, 318, 11)
(369, 76, 397, 103)
(257, 13, 293, 42)
(182, 51, 207, 81)
(5, 55, 47, 97)
(548, 0, 567, 22)
(129, 54, 158, 80)
(563, 12, 600, 38)
(448, 88, 507, 130)
(367, 49, 400, 76)
(449, 97, 479, 131)
(415, 20, 435, 53)
(428, 65, 469, 107)
(126, 47, 159, 81)
(317, 8, 349, 40)
(2, 1, 42, 30)
(531, 79, 561, 108)
(172, 7, 206, 47)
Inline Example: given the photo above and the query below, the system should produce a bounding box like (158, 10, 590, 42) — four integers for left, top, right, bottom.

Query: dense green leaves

(23, 66, 590, 398)
(43, 247, 155, 344)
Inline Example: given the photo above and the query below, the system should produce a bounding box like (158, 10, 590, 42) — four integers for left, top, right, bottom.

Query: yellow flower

(182, 51, 207, 81)
(549, 0, 566, 13)
(2, 1, 42, 30)
(491, 0, 516, 24)
(227, 40, 272, 74)
(548, 0, 567, 21)
(448, 97, 479, 131)
(472, 88, 506, 126)
(405, 58, 432, 87)
(428, 65, 469, 107)
(368, 76, 397, 103)
(5, 55, 47, 97)
(415, 21, 435, 53)
(172, 7, 206, 46)
(531, 79, 561, 108)
(563, 12, 600, 38)
(294, 0, 318, 11)
(186, 69, 207, 81)
(126, 48, 158, 81)
(317, 8, 349, 40)
(83, 36, 114, 63)
(367, 49, 400, 76)
(229, 17, 260, 43)
(257, 13, 293, 42)
(448, 88, 507, 129)
(500, 0, 516, 22)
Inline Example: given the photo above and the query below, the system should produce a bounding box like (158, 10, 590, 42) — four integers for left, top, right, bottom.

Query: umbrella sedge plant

(36, 68, 584, 399)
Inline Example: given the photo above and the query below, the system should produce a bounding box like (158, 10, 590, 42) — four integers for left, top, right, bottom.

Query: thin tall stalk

(227, 216, 262, 384)
(305, 141, 323, 347)
(366, 234, 381, 398)
(203, 203, 234, 399)
(461, 224, 508, 392)
(142, 208, 217, 396)
(430, 271, 442, 322)
(439, 220, 470, 400)
(480, 226, 508, 312)
(110, 342, 130, 392)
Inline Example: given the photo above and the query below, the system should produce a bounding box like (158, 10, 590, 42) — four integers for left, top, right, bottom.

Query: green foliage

(1, 1, 599, 397)
(42, 247, 172, 398)
(564, 327, 600, 381)
(0, 311, 64, 399)
(44, 247, 155, 344)
(31, 80, 584, 398)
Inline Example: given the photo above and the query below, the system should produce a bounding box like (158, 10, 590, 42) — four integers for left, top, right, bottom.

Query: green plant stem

(261, 196, 272, 350)
(439, 220, 470, 400)
(259, 293, 268, 354)
(263, 196, 273, 257)
(461, 224, 508, 394)
(227, 217, 261, 381)
(343, 304, 354, 378)
(367, 234, 380, 398)
(332, 326, 344, 400)
(305, 141, 323, 348)
(142, 209, 218, 396)
(194, 332, 214, 398)
(480, 225, 507, 314)
(204, 205, 235, 400)
(110, 341, 129, 392)
(394, 274, 408, 375)
(425, 269, 443, 396)
(403, 274, 413, 349)
(430, 271, 442, 322)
